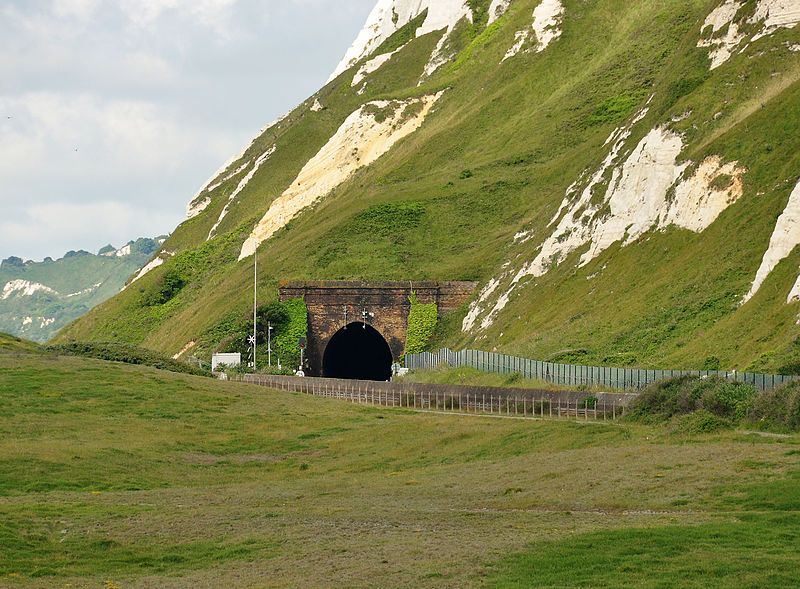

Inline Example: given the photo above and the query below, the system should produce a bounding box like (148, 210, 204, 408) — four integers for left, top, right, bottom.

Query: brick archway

(278, 281, 476, 377)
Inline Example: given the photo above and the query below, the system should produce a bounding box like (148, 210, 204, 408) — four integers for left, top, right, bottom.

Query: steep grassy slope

(1, 238, 162, 342)
(0, 332, 40, 353)
(2, 347, 800, 587)
(58, 0, 800, 373)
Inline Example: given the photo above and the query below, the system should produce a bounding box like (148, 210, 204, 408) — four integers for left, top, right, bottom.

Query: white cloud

(0, 201, 177, 259)
(0, 0, 376, 260)
(52, 0, 102, 21)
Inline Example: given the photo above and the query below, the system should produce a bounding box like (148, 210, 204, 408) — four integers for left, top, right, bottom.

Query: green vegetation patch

(211, 298, 308, 373)
(265, 298, 308, 371)
(44, 342, 209, 377)
(0, 333, 40, 354)
(626, 376, 758, 423)
(585, 90, 650, 126)
(748, 381, 800, 432)
(0, 455, 166, 496)
(485, 514, 800, 588)
(142, 268, 188, 306)
(0, 515, 275, 578)
(373, 9, 429, 56)
(405, 291, 438, 355)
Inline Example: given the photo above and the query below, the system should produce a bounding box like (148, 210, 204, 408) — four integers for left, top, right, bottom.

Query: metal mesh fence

(404, 348, 798, 391)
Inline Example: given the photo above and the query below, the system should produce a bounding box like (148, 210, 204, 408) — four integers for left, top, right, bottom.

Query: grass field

(2, 348, 800, 587)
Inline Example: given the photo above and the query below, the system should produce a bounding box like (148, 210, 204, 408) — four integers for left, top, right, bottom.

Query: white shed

(212, 353, 241, 372)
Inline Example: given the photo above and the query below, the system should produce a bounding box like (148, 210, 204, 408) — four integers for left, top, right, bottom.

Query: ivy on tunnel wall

(266, 298, 308, 370)
(405, 291, 438, 356)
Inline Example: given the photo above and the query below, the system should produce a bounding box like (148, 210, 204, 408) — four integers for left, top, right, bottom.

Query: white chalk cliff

(464, 108, 748, 332)
(698, 0, 800, 69)
(239, 93, 444, 260)
(742, 179, 800, 304)
(328, 0, 498, 82)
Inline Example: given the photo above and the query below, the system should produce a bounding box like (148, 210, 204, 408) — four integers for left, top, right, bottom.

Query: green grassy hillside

(58, 0, 800, 373)
(0, 332, 40, 354)
(1, 238, 162, 342)
(3, 343, 800, 586)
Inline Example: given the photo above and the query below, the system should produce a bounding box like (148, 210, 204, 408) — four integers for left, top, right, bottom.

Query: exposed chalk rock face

(352, 45, 406, 88)
(464, 106, 749, 332)
(185, 112, 290, 221)
(239, 92, 444, 260)
(329, 0, 475, 82)
(698, 0, 800, 69)
(128, 250, 176, 286)
(115, 244, 132, 257)
(173, 340, 196, 359)
(186, 196, 212, 220)
(310, 98, 324, 112)
(661, 156, 746, 232)
(187, 155, 253, 220)
(503, 0, 564, 61)
(462, 278, 500, 331)
(488, 0, 513, 24)
(65, 283, 101, 298)
(208, 145, 276, 239)
(420, 4, 474, 78)
(742, 179, 800, 304)
(516, 127, 687, 281)
(2, 280, 58, 300)
(788, 273, 800, 303)
(130, 257, 164, 284)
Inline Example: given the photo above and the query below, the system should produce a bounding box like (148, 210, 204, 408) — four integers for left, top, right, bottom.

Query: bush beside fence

(404, 348, 798, 392)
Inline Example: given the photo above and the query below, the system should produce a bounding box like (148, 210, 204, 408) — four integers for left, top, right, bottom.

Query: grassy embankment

(1, 344, 799, 587)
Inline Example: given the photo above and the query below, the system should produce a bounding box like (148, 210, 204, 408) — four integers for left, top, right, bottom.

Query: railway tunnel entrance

(278, 281, 477, 378)
(322, 323, 392, 381)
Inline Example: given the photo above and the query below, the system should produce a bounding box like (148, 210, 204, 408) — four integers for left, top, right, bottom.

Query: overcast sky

(0, 0, 375, 261)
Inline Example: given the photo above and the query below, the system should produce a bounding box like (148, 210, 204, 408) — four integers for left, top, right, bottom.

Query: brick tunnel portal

(279, 281, 477, 379)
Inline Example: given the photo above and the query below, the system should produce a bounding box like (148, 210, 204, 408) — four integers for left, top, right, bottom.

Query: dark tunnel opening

(322, 323, 393, 381)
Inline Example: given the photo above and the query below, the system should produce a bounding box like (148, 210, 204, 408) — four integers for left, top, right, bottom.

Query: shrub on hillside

(142, 268, 187, 306)
(45, 342, 209, 377)
(673, 410, 731, 434)
(626, 376, 757, 423)
(747, 381, 800, 432)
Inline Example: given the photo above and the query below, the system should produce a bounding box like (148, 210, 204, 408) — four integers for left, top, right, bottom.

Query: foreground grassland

(1, 351, 800, 588)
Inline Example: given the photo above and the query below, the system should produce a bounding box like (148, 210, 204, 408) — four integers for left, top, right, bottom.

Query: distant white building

(212, 353, 241, 372)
